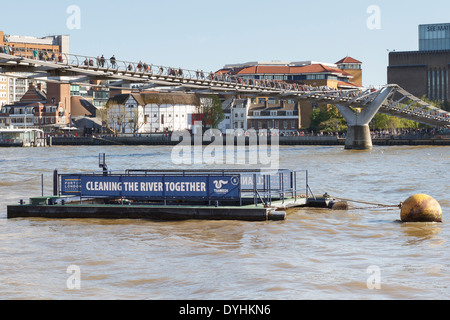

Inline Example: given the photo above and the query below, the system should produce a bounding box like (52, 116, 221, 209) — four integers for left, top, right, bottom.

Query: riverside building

(388, 23, 450, 102)
(0, 82, 71, 133)
(0, 30, 70, 104)
(216, 58, 363, 129)
(105, 92, 201, 134)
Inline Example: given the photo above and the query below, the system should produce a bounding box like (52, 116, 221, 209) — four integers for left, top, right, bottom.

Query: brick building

(0, 82, 71, 133)
(388, 50, 450, 102)
(0, 30, 69, 104)
(0, 30, 69, 59)
(216, 58, 362, 128)
(247, 101, 299, 133)
(388, 23, 450, 102)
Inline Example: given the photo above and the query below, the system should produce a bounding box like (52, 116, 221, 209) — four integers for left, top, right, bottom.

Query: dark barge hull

(0, 142, 23, 147)
(6, 203, 286, 221)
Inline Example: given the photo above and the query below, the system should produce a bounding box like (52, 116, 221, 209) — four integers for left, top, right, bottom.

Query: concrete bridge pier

(336, 86, 396, 150)
(345, 124, 372, 150)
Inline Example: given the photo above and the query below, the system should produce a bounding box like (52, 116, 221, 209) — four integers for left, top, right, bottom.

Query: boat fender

(331, 201, 349, 210)
(268, 211, 286, 221)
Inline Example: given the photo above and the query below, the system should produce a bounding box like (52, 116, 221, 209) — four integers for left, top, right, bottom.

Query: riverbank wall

(47, 135, 450, 146)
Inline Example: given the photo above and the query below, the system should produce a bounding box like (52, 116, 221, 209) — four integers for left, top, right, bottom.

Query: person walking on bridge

(110, 55, 117, 68)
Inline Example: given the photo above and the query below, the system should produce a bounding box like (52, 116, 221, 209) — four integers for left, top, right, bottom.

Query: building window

(428, 70, 432, 99)
(446, 69, 450, 101)
(437, 69, 440, 100)
(430, 70, 436, 100)
(442, 68, 446, 101)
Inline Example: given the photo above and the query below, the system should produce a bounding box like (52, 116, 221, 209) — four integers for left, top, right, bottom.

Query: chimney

(36, 83, 43, 92)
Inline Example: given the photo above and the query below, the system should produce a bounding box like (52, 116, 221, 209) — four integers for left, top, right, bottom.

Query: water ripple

(0, 145, 449, 299)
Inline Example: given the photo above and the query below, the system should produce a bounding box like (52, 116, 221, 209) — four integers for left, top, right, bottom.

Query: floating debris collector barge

(7, 155, 331, 221)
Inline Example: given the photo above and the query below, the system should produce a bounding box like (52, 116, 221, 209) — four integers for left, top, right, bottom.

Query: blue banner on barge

(61, 175, 240, 200)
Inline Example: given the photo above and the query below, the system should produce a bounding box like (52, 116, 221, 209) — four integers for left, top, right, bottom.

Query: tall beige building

(0, 30, 69, 104)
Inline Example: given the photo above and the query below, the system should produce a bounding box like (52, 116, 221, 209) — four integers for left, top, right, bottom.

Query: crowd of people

(0, 46, 359, 95)
(4, 48, 449, 125)
(0, 44, 16, 55)
(371, 127, 449, 139)
(58, 52, 357, 95)
(1, 45, 64, 62)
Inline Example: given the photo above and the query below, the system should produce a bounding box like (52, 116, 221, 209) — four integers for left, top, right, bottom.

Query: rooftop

(3, 33, 68, 46)
(335, 56, 362, 64)
(221, 63, 352, 77)
(107, 92, 201, 107)
(19, 83, 47, 104)
(223, 60, 339, 69)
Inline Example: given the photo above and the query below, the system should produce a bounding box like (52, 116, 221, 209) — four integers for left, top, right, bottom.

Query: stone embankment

(48, 135, 450, 146)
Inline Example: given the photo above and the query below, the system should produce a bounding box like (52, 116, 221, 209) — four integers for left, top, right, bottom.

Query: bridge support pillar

(345, 125, 372, 150)
(336, 86, 396, 150)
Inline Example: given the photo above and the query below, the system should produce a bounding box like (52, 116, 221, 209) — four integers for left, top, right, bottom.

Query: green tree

(420, 95, 450, 111)
(371, 113, 392, 130)
(309, 107, 331, 132)
(309, 105, 347, 132)
(370, 113, 426, 130)
(201, 95, 225, 130)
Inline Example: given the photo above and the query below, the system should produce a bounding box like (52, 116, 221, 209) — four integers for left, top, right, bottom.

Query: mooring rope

(333, 197, 401, 209)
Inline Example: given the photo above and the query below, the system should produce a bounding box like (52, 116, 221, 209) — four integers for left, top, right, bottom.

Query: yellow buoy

(400, 194, 442, 222)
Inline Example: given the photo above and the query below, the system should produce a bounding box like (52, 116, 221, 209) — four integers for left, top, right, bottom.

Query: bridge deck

(0, 52, 449, 128)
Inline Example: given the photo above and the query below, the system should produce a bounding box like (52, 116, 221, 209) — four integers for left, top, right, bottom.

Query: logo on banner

(213, 179, 229, 194)
(213, 180, 229, 189)
(62, 176, 81, 194)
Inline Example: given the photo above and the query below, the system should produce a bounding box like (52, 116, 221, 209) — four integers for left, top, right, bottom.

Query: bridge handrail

(2, 51, 449, 127)
(51, 53, 359, 94)
(1, 49, 362, 95)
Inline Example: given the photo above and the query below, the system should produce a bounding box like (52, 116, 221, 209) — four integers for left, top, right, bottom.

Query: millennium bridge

(1, 52, 449, 149)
